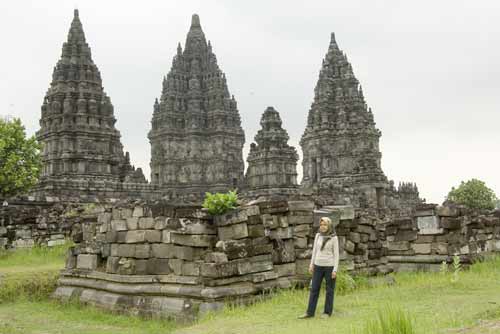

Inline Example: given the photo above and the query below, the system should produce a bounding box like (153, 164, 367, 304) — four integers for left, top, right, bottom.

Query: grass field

(1, 246, 499, 334)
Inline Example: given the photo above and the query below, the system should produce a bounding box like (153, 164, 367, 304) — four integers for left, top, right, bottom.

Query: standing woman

(299, 216, 339, 319)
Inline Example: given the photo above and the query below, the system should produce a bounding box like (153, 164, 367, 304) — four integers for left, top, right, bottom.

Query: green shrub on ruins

(202, 190, 238, 215)
(447, 179, 498, 210)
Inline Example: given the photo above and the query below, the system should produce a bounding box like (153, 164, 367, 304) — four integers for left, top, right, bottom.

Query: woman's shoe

(320, 313, 331, 319)
(298, 314, 313, 319)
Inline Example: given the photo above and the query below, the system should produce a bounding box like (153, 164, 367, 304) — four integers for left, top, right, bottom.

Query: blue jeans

(306, 265, 336, 316)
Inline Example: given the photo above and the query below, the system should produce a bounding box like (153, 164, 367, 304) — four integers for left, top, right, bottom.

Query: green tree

(447, 179, 498, 210)
(0, 117, 41, 198)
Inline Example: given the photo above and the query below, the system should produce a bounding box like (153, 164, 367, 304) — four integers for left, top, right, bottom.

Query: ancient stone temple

(245, 107, 298, 196)
(149, 14, 245, 200)
(35, 10, 148, 200)
(300, 33, 389, 206)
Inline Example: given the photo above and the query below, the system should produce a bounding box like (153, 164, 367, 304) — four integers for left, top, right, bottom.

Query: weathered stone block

(216, 239, 252, 259)
(242, 205, 260, 217)
(147, 258, 171, 274)
(110, 244, 119, 257)
(432, 242, 448, 255)
(288, 214, 314, 225)
(273, 263, 296, 277)
(132, 206, 144, 217)
(417, 216, 443, 235)
(345, 240, 356, 253)
(414, 209, 435, 217)
(138, 217, 155, 229)
(248, 225, 265, 238)
(387, 241, 410, 251)
(110, 219, 127, 231)
(293, 237, 308, 249)
(237, 256, 273, 275)
(295, 259, 311, 276)
(218, 222, 248, 240)
(349, 232, 361, 243)
(412, 243, 431, 254)
(154, 217, 169, 230)
(162, 230, 172, 243)
(436, 206, 459, 217)
(145, 230, 162, 243)
(117, 258, 136, 275)
(258, 200, 289, 214)
(117, 244, 136, 257)
(125, 230, 147, 243)
(394, 230, 417, 242)
(272, 239, 295, 264)
(77, 254, 99, 270)
(323, 205, 355, 220)
(288, 201, 314, 212)
(179, 219, 216, 235)
(126, 217, 139, 230)
(106, 256, 120, 273)
(201, 262, 238, 278)
(279, 216, 289, 228)
(182, 261, 201, 276)
(268, 227, 293, 240)
(441, 217, 461, 230)
(105, 231, 118, 243)
(215, 209, 248, 226)
(247, 215, 262, 225)
(174, 245, 199, 261)
(135, 244, 151, 258)
(294, 224, 311, 237)
(415, 235, 434, 243)
(152, 244, 175, 258)
(204, 252, 229, 263)
(135, 259, 148, 275)
(117, 231, 127, 243)
(170, 233, 216, 247)
(168, 259, 184, 276)
(262, 215, 279, 229)
(65, 254, 77, 269)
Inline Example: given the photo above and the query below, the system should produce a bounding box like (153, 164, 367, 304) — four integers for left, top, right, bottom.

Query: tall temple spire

(148, 14, 245, 200)
(35, 10, 147, 198)
(300, 32, 388, 207)
(245, 107, 298, 195)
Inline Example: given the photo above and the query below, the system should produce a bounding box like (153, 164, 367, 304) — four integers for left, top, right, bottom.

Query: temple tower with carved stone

(300, 33, 388, 206)
(35, 10, 147, 199)
(149, 14, 245, 200)
(245, 107, 298, 196)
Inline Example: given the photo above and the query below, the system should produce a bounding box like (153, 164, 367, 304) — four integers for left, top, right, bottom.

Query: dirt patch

(445, 320, 500, 333)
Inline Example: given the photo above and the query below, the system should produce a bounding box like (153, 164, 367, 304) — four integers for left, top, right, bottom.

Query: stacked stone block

(0, 199, 93, 249)
(386, 204, 500, 271)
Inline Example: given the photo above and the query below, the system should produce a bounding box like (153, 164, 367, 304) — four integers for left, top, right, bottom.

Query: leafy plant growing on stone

(451, 254, 461, 283)
(447, 179, 498, 210)
(440, 260, 448, 275)
(0, 117, 41, 200)
(202, 190, 238, 215)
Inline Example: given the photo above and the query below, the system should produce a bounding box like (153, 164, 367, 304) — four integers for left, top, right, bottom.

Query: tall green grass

(0, 242, 71, 269)
(0, 243, 71, 303)
(361, 304, 415, 334)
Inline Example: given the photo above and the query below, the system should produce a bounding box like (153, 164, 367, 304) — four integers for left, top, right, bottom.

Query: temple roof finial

(191, 14, 201, 28)
(74, 9, 79, 18)
(329, 32, 339, 51)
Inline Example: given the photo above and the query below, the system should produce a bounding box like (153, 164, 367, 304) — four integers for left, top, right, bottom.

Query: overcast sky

(1, 0, 498, 204)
